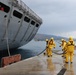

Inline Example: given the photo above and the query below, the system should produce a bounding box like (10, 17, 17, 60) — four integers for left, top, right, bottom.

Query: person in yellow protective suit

(60, 39, 67, 58)
(47, 37, 56, 57)
(44, 39, 49, 55)
(65, 37, 75, 64)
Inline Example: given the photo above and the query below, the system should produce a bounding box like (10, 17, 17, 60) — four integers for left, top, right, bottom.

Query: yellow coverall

(60, 40, 66, 57)
(65, 41, 75, 63)
(47, 40, 56, 57)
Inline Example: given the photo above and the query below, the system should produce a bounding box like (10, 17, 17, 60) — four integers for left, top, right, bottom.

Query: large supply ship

(0, 0, 42, 50)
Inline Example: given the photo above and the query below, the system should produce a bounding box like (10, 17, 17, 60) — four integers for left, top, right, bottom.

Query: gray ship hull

(0, 0, 42, 50)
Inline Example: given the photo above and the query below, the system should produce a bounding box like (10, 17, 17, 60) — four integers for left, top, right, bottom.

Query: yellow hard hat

(69, 36, 73, 41)
(46, 39, 48, 41)
(50, 37, 54, 40)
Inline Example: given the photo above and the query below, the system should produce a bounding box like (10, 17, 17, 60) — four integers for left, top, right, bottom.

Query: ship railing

(10, 0, 42, 24)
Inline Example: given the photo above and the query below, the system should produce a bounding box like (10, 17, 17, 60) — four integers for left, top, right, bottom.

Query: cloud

(22, 0, 76, 37)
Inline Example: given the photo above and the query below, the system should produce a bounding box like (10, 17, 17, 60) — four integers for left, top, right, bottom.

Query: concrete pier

(0, 52, 76, 75)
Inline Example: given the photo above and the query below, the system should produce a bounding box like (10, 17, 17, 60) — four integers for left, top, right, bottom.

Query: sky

(22, 0, 76, 38)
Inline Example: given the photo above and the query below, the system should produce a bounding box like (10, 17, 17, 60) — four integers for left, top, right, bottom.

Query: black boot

(71, 62, 73, 64)
(48, 55, 50, 57)
(65, 62, 68, 64)
(44, 53, 46, 55)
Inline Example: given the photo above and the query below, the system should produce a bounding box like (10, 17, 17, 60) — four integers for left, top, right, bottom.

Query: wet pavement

(0, 51, 76, 75)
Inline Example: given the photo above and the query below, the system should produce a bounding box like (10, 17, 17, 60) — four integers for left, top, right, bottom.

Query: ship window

(31, 20, 35, 25)
(24, 16, 30, 23)
(13, 10, 22, 19)
(0, 2, 10, 13)
(36, 24, 39, 27)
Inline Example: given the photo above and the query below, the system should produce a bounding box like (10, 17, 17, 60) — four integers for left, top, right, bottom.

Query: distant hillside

(34, 33, 68, 41)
